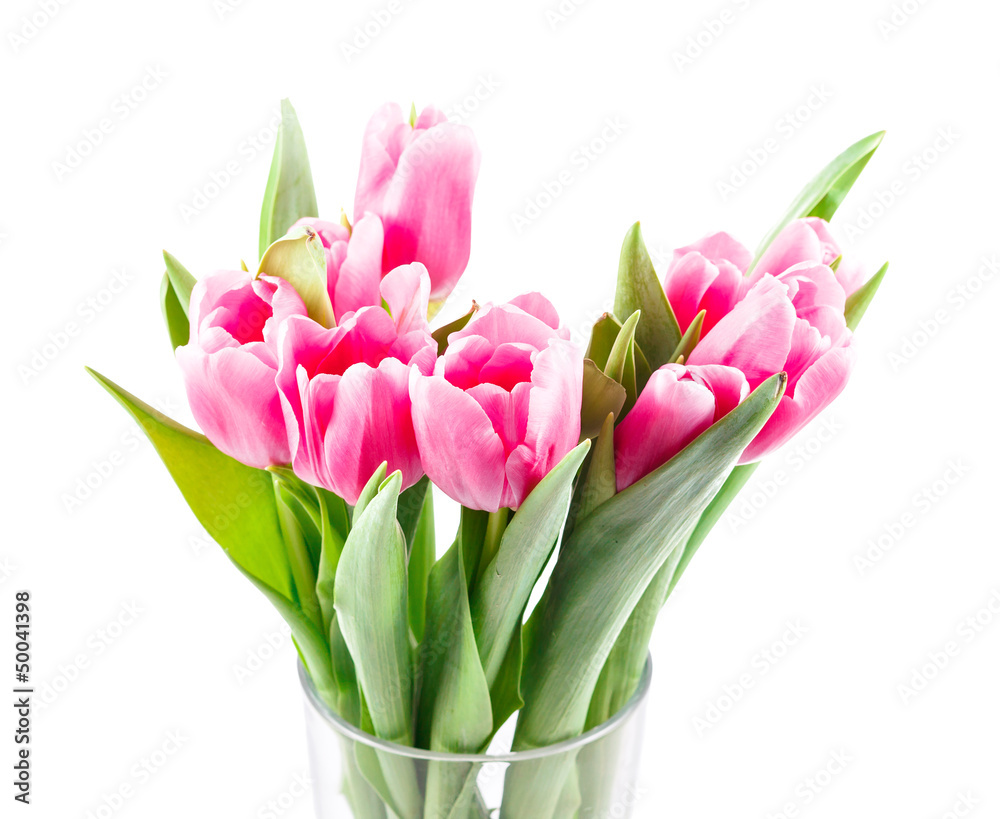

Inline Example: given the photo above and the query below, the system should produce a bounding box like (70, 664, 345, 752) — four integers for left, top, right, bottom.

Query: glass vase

(299, 658, 652, 819)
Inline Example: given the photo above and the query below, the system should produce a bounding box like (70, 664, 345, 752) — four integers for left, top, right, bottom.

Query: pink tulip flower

(276, 264, 437, 504)
(176, 270, 306, 469)
(662, 232, 752, 335)
(291, 214, 385, 323)
(688, 267, 855, 463)
(615, 364, 749, 491)
(755, 217, 841, 278)
(409, 293, 583, 512)
(354, 102, 481, 306)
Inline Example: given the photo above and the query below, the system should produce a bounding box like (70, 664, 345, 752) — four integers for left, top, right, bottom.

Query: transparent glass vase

(299, 659, 652, 819)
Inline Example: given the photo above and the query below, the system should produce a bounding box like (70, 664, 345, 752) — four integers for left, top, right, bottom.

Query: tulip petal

(380, 262, 431, 335)
(740, 344, 855, 463)
(410, 373, 507, 512)
(332, 213, 385, 320)
(688, 275, 795, 387)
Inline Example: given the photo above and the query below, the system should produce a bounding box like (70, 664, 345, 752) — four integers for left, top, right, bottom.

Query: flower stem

(477, 508, 509, 584)
(273, 478, 323, 631)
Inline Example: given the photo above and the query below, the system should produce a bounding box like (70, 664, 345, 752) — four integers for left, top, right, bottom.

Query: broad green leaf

(580, 361, 626, 440)
(423, 527, 494, 819)
(397, 476, 430, 549)
(258, 227, 335, 327)
(502, 375, 784, 818)
(470, 441, 590, 688)
(354, 462, 388, 524)
(613, 222, 681, 370)
(159, 272, 189, 351)
(315, 488, 350, 636)
(576, 413, 616, 523)
(407, 485, 435, 643)
(163, 251, 196, 316)
(334, 471, 413, 746)
(489, 622, 524, 732)
(259, 98, 318, 259)
(514, 374, 785, 748)
(751, 131, 885, 270)
(671, 309, 705, 364)
(415, 508, 487, 749)
(845, 261, 888, 331)
(274, 479, 322, 628)
(86, 368, 294, 601)
(432, 303, 479, 354)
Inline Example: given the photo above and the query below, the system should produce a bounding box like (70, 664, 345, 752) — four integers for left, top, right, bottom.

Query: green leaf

(489, 623, 524, 732)
(432, 303, 479, 355)
(407, 485, 435, 643)
(422, 529, 494, 818)
(160, 272, 189, 351)
(585, 313, 623, 370)
(470, 441, 590, 688)
(514, 374, 785, 749)
(258, 226, 335, 327)
(671, 309, 705, 364)
(86, 368, 339, 711)
(845, 261, 888, 332)
(259, 98, 319, 259)
(315, 488, 350, 636)
(163, 251, 196, 316)
(577, 413, 617, 523)
(501, 375, 784, 818)
(86, 368, 294, 600)
(613, 222, 681, 371)
(334, 471, 413, 746)
(604, 310, 640, 410)
(751, 131, 885, 270)
(580, 361, 626, 440)
(396, 476, 430, 550)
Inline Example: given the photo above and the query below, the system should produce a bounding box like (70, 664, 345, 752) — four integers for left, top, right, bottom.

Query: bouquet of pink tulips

(90, 100, 887, 819)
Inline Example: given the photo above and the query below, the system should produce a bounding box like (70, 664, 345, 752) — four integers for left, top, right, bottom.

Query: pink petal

(673, 231, 751, 273)
(332, 213, 385, 321)
(754, 219, 824, 278)
(507, 292, 563, 331)
(380, 262, 431, 335)
(688, 275, 795, 387)
(614, 365, 718, 492)
(740, 344, 855, 463)
(479, 343, 536, 391)
(410, 372, 507, 512)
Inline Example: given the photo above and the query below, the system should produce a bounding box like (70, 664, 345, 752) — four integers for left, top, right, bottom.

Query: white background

(3, 0, 999, 816)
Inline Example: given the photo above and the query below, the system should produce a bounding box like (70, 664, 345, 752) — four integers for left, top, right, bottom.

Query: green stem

(274, 478, 323, 631)
(477, 508, 509, 585)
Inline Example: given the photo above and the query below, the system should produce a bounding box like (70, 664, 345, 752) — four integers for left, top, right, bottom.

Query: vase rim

(297, 654, 652, 763)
